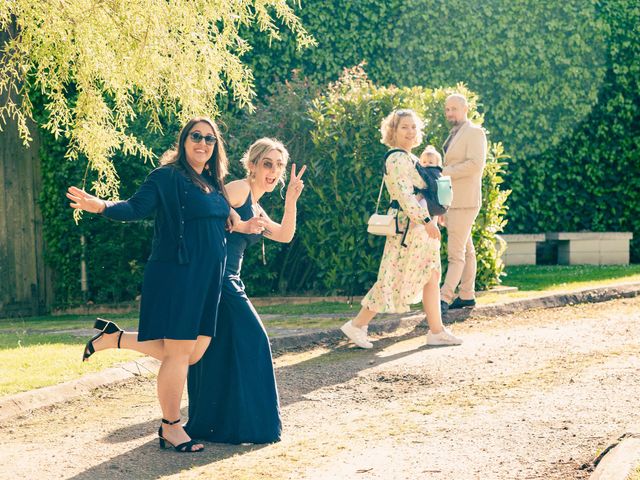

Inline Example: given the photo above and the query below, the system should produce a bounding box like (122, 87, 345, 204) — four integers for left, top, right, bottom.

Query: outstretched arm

(262, 163, 306, 243)
(66, 186, 108, 214)
(67, 168, 163, 221)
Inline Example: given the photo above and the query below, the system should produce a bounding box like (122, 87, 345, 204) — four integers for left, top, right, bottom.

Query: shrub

(302, 66, 509, 295)
(220, 72, 321, 295)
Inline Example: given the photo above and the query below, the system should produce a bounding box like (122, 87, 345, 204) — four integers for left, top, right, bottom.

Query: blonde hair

(380, 109, 424, 148)
(240, 138, 289, 187)
(420, 145, 442, 166)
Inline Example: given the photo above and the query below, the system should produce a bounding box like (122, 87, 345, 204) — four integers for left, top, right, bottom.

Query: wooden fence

(0, 109, 52, 317)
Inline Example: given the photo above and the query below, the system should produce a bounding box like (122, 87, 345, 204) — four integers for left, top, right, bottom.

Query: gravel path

(2, 297, 640, 479)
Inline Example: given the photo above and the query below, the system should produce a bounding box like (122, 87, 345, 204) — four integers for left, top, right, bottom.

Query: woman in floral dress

(341, 109, 463, 348)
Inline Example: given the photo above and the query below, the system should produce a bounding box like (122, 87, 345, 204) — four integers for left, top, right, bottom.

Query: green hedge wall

(505, 0, 640, 259)
(36, 0, 639, 304)
(242, 0, 608, 159)
(240, 0, 639, 258)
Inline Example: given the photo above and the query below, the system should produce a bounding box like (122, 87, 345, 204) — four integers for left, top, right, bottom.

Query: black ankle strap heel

(158, 418, 204, 453)
(82, 319, 125, 362)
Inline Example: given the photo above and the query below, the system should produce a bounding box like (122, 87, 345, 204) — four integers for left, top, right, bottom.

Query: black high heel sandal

(93, 317, 121, 332)
(158, 418, 204, 453)
(82, 318, 124, 362)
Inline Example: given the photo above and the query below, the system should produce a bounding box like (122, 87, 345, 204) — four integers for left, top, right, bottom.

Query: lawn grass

(0, 314, 142, 396)
(2, 264, 639, 397)
(502, 264, 640, 291)
(0, 342, 142, 396)
(477, 265, 640, 305)
(263, 316, 350, 329)
(258, 301, 357, 315)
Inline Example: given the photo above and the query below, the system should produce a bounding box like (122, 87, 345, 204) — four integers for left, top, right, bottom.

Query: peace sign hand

(285, 163, 307, 206)
(66, 186, 106, 214)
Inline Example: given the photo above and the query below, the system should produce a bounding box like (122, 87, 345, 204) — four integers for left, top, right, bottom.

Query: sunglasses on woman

(189, 132, 217, 146)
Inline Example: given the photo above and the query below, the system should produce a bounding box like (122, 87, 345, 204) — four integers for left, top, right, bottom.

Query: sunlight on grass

(477, 265, 640, 305)
(257, 301, 357, 315)
(263, 316, 348, 329)
(502, 265, 640, 291)
(0, 343, 142, 396)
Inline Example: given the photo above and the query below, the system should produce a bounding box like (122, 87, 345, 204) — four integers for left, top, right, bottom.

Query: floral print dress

(361, 150, 441, 313)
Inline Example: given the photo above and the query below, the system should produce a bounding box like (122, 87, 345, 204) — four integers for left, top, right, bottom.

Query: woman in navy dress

(185, 138, 306, 444)
(66, 118, 263, 452)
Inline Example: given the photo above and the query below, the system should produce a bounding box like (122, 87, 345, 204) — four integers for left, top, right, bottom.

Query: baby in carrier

(415, 145, 451, 217)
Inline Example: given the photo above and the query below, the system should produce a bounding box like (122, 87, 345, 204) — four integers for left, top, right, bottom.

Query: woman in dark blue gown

(186, 138, 306, 444)
(67, 117, 244, 453)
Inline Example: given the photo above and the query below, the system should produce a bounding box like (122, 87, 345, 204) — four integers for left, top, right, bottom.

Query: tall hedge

(242, 0, 607, 159)
(506, 0, 640, 259)
(35, 0, 639, 304)
(239, 0, 639, 258)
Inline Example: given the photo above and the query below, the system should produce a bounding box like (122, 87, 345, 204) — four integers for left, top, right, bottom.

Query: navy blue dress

(185, 192, 282, 444)
(104, 166, 229, 341)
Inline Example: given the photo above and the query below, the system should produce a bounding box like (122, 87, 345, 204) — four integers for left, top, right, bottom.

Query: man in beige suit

(440, 94, 487, 314)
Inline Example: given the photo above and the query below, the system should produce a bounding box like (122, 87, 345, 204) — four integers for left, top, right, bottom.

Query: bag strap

(375, 148, 408, 213)
(374, 176, 386, 214)
(383, 148, 407, 175)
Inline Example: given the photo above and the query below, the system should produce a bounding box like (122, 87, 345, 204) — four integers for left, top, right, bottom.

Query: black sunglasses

(189, 131, 217, 146)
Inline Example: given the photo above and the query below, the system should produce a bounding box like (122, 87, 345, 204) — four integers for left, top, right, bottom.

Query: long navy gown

(185, 192, 282, 444)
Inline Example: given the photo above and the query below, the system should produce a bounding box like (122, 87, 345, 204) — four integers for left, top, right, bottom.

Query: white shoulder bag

(367, 174, 398, 236)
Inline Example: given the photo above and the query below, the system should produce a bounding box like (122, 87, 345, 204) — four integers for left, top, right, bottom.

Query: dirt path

(2, 297, 640, 479)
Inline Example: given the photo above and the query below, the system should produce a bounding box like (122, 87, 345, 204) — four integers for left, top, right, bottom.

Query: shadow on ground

(68, 325, 458, 479)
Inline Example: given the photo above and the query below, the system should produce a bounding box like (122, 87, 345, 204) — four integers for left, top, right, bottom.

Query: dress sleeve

(102, 168, 164, 221)
(385, 152, 432, 223)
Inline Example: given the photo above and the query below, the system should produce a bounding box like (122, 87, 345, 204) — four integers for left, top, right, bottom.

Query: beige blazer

(442, 120, 487, 209)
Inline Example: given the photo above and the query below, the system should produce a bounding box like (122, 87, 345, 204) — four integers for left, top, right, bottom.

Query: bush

(302, 66, 509, 295)
(220, 72, 321, 295)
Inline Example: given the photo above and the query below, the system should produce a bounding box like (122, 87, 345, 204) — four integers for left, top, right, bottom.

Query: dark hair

(160, 117, 229, 197)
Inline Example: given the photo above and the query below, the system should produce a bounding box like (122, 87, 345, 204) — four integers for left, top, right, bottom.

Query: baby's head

(419, 145, 442, 167)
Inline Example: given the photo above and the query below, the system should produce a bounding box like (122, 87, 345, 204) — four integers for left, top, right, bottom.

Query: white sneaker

(361, 324, 368, 336)
(426, 328, 463, 346)
(341, 320, 373, 349)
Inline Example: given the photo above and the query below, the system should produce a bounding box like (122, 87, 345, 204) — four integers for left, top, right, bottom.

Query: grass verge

(1, 264, 638, 396)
